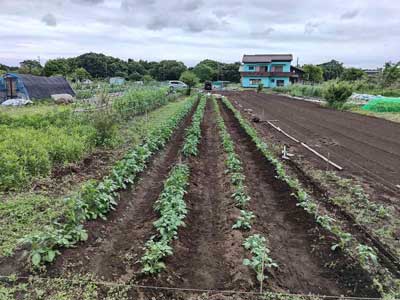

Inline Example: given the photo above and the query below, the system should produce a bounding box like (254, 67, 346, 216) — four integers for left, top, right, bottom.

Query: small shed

(0, 73, 75, 101)
(109, 77, 125, 85)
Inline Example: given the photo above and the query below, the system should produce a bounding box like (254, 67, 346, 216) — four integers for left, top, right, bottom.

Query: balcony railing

(240, 71, 297, 77)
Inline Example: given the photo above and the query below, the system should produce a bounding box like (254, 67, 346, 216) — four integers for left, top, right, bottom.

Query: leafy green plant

(212, 97, 251, 210)
(182, 96, 206, 156)
(323, 81, 353, 108)
(141, 239, 173, 274)
(243, 235, 278, 284)
(141, 163, 190, 274)
(232, 210, 255, 230)
(357, 245, 378, 268)
(257, 83, 264, 93)
(24, 97, 196, 268)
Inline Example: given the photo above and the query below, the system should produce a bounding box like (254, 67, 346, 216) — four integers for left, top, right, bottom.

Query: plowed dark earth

(221, 91, 400, 197)
(47, 103, 198, 281)
(218, 100, 378, 297)
(142, 99, 253, 292)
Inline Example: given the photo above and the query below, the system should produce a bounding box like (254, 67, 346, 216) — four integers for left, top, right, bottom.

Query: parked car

(168, 80, 187, 90)
(204, 81, 212, 91)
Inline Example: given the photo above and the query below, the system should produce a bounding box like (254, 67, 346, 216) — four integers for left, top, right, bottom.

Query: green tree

(150, 60, 187, 81)
(142, 74, 154, 84)
(75, 53, 109, 78)
(179, 71, 199, 95)
(19, 60, 43, 75)
(73, 67, 91, 81)
(43, 58, 69, 76)
(221, 62, 241, 83)
(303, 64, 323, 83)
(319, 60, 344, 81)
(382, 62, 400, 87)
(341, 68, 366, 81)
(193, 63, 215, 82)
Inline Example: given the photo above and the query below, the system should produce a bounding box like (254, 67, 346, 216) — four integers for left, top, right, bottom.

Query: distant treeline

(0, 53, 241, 83)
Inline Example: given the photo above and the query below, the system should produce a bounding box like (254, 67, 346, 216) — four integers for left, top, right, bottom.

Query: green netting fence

(362, 97, 400, 112)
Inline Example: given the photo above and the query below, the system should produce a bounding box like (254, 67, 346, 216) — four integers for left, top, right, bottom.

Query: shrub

(323, 81, 353, 108)
(257, 83, 264, 93)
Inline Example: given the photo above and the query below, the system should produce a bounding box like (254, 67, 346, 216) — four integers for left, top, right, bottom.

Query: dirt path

(222, 91, 400, 195)
(149, 99, 252, 291)
(47, 103, 197, 281)
(218, 100, 378, 297)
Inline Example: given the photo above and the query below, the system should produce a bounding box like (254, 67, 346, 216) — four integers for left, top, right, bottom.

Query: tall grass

(273, 84, 325, 98)
(273, 81, 400, 99)
(0, 86, 175, 191)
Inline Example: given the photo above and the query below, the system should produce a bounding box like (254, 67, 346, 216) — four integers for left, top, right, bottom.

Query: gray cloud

(0, 0, 398, 68)
(304, 21, 320, 34)
(41, 13, 57, 26)
(71, 0, 104, 4)
(340, 9, 359, 20)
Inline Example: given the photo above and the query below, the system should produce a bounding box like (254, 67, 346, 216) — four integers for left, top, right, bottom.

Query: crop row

(25, 96, 197, 268)
(182, 96, 207, 157)
(220, 97, 398, 297)
(212, 97, 275, 287)
(140, 95, 207, 274)
(141, 164, 190, 274)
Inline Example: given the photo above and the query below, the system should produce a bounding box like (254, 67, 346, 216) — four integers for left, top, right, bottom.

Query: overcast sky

(0, 0, 398, 68)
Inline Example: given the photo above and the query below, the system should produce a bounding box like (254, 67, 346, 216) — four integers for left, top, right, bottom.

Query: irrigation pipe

(263, 121, 343, 171)
(0, 275, 393, 300)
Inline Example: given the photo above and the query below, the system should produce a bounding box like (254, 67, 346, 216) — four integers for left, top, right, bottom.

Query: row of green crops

(181, 96, 207, 157)
(24, 97, 197, 268)
(0, 87, 176, 192)
(220, 97, 399, 296)
(141, 164, 190, 274)
(212, 98, 252, 219)
(212, 97, 275, 286)
(141, 96, 207, 274)
(113, 87, 172, 119)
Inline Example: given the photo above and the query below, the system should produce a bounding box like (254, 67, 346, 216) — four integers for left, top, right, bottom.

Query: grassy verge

(348, 106, 400, 123)
(0, 98, 195, 259)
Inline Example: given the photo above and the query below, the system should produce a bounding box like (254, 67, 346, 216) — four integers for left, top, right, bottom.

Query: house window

(248, 66, 254, 71)
(250, 79, 262, 85)
(272, 65, 284, 72)
(276, 80, 285, 86)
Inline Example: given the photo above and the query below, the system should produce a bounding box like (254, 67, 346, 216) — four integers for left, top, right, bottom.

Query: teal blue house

(239, 54, 301, 88)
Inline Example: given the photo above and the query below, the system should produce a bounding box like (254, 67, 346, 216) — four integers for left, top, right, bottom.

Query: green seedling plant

(233, 210, 255, 230)
(243, 235, 278, 286)
(357, 245, 378, 269)
(25, 97, 196, 268)
(212, 98, 251, 210)
(182, 97, 207, 156)
(141, 163, 191, 274)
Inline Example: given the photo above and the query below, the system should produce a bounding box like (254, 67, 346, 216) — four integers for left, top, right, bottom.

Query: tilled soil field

(221, 91, 400, 196)
(2, 95, 391, 299)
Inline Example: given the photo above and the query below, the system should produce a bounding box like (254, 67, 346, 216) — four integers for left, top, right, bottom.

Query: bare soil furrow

(147, 99, 252, 291)
(218, 99, 378, 297)
(47, 103, 198, 281)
